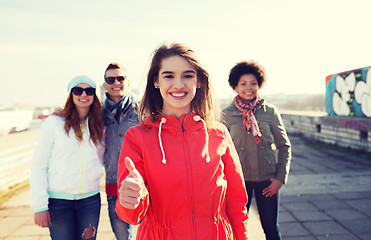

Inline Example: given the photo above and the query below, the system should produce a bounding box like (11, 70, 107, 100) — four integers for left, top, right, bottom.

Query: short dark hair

(228, 60, 266, 89)
(104, 62, 127, 78)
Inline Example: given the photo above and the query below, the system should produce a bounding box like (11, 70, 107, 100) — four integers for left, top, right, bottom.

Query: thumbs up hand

(118, 157, 148, 209)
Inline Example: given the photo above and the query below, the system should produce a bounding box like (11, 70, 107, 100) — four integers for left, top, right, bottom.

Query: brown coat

(222, 99, 292, 183)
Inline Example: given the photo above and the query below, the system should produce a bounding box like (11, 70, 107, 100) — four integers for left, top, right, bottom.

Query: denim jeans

(107, 195, 133, 240)
(245, 180, 281, 240)
(48, 193, 101, 240)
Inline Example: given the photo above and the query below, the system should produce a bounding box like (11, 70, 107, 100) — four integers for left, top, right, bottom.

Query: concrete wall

(0, 128, 40, 192)
(282, 112, 371, 152)
(0, 143, 36, 191)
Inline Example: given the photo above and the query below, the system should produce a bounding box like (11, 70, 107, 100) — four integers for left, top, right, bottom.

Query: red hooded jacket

(116, 113, 248, 240)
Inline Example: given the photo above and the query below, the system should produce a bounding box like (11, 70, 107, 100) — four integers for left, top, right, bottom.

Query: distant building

(0, 109, 33, 135)
(100, 85, 106, 104)
(33, 107, 54, 119)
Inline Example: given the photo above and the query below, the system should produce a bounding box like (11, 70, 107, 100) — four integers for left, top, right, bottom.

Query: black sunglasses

(104, 76, 126, 85)
(71, 87, 95, 96)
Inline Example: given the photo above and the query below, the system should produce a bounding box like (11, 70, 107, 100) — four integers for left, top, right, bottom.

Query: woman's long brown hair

(61, 93, 104, 146)
(139, 42, 220, 126)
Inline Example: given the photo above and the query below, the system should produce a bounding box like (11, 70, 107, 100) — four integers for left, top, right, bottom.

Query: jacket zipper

(79, 120, 86, 195)
(181, 116, 197, 240)
(181, 115, 186, 134)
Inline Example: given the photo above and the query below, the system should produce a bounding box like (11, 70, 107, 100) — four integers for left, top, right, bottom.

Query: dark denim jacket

(102, 93, 139, 185)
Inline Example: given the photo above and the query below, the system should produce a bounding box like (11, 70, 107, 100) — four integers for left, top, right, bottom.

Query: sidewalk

(278, 135, 371, 240)
(0, 183, 264, 239)
(1, 134, 371, 239)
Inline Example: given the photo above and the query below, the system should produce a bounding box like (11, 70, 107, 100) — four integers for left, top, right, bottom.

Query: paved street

(1, 132, 371, 239)
(278, 135, 371, 240)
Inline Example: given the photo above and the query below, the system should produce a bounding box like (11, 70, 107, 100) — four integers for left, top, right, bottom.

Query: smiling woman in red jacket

(116, 43, 249, 240)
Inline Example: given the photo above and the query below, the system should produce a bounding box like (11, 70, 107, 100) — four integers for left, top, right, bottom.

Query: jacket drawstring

(193, 115, 210, 163)
(158, 115, 210, 164)
(159, 117, 167, 164)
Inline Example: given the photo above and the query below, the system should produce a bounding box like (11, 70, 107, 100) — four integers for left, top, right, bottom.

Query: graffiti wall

(326, 66, 371, 117)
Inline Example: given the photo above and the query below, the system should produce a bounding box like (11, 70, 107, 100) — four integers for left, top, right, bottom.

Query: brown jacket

(222, 99, 292, 183)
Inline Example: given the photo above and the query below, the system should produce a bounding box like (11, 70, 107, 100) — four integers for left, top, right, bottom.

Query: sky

(1, 0, 370, 107)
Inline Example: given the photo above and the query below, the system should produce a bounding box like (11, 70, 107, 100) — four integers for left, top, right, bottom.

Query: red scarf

(233, 95, 262, 144)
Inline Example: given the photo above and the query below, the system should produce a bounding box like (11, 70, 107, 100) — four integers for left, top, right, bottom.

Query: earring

(154, 85, 159, 89)
(197, 85, 201, 89)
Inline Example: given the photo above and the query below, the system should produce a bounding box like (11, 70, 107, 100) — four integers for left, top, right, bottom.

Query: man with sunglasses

(102, 63, 139, 240)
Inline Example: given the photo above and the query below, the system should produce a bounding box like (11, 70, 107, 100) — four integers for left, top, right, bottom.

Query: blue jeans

(107, 195, 133, 240)
(48, 193, 101, 240)
(245, 180, 281, 240)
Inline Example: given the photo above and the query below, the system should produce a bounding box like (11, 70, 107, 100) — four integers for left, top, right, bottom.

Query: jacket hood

(143, 113, 210, 164)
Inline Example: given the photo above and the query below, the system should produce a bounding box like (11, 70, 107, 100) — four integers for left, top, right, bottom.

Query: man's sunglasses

(71, 87, 95, 96)
(104, 76, 126, 85)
